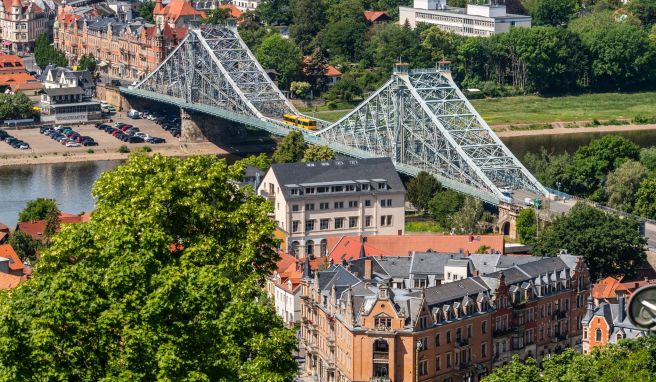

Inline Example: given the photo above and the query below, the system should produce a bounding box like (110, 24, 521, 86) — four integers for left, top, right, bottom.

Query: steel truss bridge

(121, 25, 548, 205)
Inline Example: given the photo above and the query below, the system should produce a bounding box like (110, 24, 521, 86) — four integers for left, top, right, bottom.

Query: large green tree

(255, 33, 303, 88)
(406, 171, 441, 214)
(34, 32, 67, 69)
(8, 230, 40, 263)
(447, 197, 485, 234)
(138, 0, 155, 22)
(634, 177, 656, 219)
(0, 154, 297, 380)
(302, 145, 335, 162)
(272, 131, 305, 163)
(639, 147, 656, 172)
(532, 203, 646, 279)
(258, 0, 292, 26)
(321, 0, 368, 61)
(528, 0, 576, 26)
(77, 53, 97, 73)
(628, 0, 656, 27)
(239, 153, 272, 171)
(429, 189, 464, 227)
(289, 0, 325, 53)
(18, 198, 59, 222)
(604, 160, 648, 213)
(515, 208, 537, 243)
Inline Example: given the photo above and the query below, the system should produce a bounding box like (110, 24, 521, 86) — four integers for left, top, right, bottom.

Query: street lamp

(556, 181, 562, 200)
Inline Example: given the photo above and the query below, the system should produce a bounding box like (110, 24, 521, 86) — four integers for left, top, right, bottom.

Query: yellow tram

(282, 114, 318, 130)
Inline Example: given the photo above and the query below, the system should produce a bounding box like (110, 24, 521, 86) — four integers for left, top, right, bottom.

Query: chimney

(617, 291, 626, 322)
(364, 258, 372, 282)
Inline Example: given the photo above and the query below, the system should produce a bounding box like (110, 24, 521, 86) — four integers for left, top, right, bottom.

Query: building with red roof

(364, 10, 391, 24)
(154, 0, 206, 29)
(303, 56, 342, 87)
(0, 72, 42, 94)
(265, 251, 306, 325)
(219, 4, 242, 19)
(0, 244, 24, 276)
(0, 0, 48, 52)
(15, 212, 88, 243)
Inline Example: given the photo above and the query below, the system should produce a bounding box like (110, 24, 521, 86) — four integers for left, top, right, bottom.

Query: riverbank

(495, 123, 656, 138)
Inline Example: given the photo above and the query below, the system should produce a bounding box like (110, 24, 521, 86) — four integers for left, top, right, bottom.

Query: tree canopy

(515, 208, 537, 243)
(239, 153, 272, 171)
(18, 198, 59, 222)
(255, 33, 303, 88)
(138, 0, 155, 22)
(0, 154, 297, 380)
(532, 203, 646, 279)
(77, 53, 97, 73)
(406, 171, 441, 213)
(34, 33, 67, 69)
(302, 145, 335, 162)
(272, 131, 305, 163)
(0, 92, 35, 121)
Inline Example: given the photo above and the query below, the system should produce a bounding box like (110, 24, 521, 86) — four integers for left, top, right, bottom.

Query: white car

(134, 132, 149, 139)
(65, 142, 81, 147)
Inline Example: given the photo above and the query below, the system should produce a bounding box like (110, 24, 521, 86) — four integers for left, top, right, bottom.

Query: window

(305, 187, 315, 194)
(345, 185, 355, 192)
(335, 218, 345, 229)
(365, 215, 373, 227)
(418, 359, 428, 376)
(481, 343, 487, 357)
(446, 331, 451, 344)
(446, 353, 452, 368)
(305, 220, 315, 231)
(362, 184, 371, 191)
(456, 328, 462, 341)
(349, 217, 358, 228)
(414, 279, 427, 288)
(595, 329, 602, 342)
(365, 199, 372, 207)
(292, 221, 300, 233)
(467, 325, 472, 338)
(317, 186, 329, 193)
(292, 204, 300, 212)
(334, 201, 344, 209)
(418, 337, 428, 351)
(306, 240, 314, 257)
(290, 188, 299, 196)
(380, 215, 392, 226)
(319, 202, 329, 210)
(435, 333, 440, 346)
(320, 219, 330, 230)
(374, 316, 392, 329)
(380, 199, 392, 207)
(482, 321, 487, 335)
(436, 355, 441, 370)
(305, 203, 315, 211)
(320, 239, 327, 256)
(378, 182, 387, 189)
(348, 200, 358, 208)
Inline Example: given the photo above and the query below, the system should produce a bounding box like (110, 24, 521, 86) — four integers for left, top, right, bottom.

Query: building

(153, 0, 205, 29)
(303, 56, 342, 88)
(0, 0, 49, 52)
(239, 164, 265, 190)
(0, 222, 9, 243)
(225, 0, 259, 12)
(40, 86, 101, 123)
(581, 276, 653, 353)
(364, 10, 391, 24)
(265, 252, 305, 326)
(0, 243, 24, 276)
(41, 65, 95, 98)
(257, 158, 406, 258)
(300, 251, 590, 382)
(326, 234, 505, 264)
(53, 10, 188, 81)
(399, 0, 531, 36)
(16, 212, 90, 242)
(0, 53, 40, 94)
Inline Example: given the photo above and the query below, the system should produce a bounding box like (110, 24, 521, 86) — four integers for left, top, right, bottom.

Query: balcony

(327, 338, 335, 348)
(551, 333, 568, 343)
(373, 351, 389, 362)
(493, 328, 513, 337)
(370, 378, 391, 382)
(455, 338, 470, 348)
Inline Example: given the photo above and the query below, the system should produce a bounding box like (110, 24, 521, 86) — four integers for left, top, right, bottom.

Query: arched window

(306, 240, 314, 257)
(595, 328, 602, 342)
(320, 239, 327, 256)
(291, 241, 299, 256)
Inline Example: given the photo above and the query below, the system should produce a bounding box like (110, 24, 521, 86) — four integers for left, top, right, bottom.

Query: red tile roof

(363, 10, 390, 22)
(0, 222, 8, 232)
(220, 4, 242, 18)
(302, 56, 342, 77)
(273, 252, 303, 293)
(0, 54, 24, 72)
(327, 234, 504, 264)
(16, 213, 87, 242)
(592, 276, 628, 300)
(0, 72, 42, 92)
(0, 244, 23, 272)
(155, 0, 205, 21)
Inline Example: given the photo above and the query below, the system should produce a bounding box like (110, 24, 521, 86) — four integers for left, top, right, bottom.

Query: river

(2, 129, 656, 227)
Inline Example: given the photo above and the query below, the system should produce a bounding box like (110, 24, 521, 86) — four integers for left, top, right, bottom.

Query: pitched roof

(0, 54, 24, 71)
(16, 213, 87, 241)
(155, 0, 205, 21)
(363, 10, 390, 22)
(0, 244, 23, 272)
(44, 86, 85, 96)
(592, 276, 629, 300)
(219, 3, 241, 18)
(0, 222, 8, 231)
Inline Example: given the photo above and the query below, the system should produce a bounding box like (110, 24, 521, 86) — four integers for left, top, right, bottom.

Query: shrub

(142, 146, 152, 153)
(118, 145, 130, 153)
(87, 149, 95, 154)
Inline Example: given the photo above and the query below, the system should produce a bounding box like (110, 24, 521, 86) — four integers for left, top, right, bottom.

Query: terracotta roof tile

(0, 244, 23, 272)
(220, 4, 241, 18)
(363, 10, 390, 22)
(157, 0, 205, 22)
(17, 213, 86, 241)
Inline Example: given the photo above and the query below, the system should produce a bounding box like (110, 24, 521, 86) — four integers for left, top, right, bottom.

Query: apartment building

(0, 0, 49, 53)
(257, 158, 406, 258)
(300, 252, 590, 382)
(399, 0, 531, 36)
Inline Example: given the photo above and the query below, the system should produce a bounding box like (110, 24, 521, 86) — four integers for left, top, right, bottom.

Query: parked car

(129, 136, 144, 143)
(65, 141, 81, 147)
(82, 140, 98, 146)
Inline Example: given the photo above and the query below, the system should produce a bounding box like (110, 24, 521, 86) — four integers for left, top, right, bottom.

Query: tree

(256, 34, 302, 88)
(77, 53, 97, 73)
(447, 197, 485, 234)
(8, 230, 40, 263)
(0, 92, 36, 120)
(302, 145, 335, 162)
(628, 0, 656, 27)
(138, 0, 155, 22)
(639, 147, 656, 172)
(0, 154, 297, 380)
(429, 189, 464, 226)
(605, 160, 648, 213)
(321, 0, 368, 61)
(365, 23, 429, 72)
(203, 7, 232, 24)
(42, 207, 61, 244)
(324, 74, 363, 102)
(34, 32, 67, 69)
(289, 0, 325, 53)
(532, 203, 646, 279)
(258, 0, 292, 26)
(528, 0, 576, 26)
(515, 208, 537, 243)
(634, 177, 656, 219)
(239, 153, 272, 171)
(523, 149, 571, 189)
(406, 171, 441, 213)
(290, 81, 311, 98)
(484, 355, 541, 382)
(272, 131, 305, 163)
(18, 198, 59, 222)
(238, 12, 273, 50)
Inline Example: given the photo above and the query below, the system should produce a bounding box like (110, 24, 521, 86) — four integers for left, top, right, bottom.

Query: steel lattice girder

(126, 26, 547, 204)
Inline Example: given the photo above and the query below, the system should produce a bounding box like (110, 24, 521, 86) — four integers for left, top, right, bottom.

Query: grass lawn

(470, 92, 656, 125)
(405, 220, 445, 233)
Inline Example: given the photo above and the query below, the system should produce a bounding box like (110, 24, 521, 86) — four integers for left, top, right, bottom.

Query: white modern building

(257, 158, 406, 258)
(264, 252, 304, 326)
(399, 0, 531, 36)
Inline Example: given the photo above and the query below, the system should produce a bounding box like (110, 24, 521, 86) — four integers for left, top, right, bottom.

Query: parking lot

(0, 115, 180, 156)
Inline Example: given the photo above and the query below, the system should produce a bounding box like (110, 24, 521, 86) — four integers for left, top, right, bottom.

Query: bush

(326, 101, 338, 110)
(633, 115, 656, 124)
(87, 149, 95, 154)
(142, 146, 152, 153)
(118, 145, 130, 153)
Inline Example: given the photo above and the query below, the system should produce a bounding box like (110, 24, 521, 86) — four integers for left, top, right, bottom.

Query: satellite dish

(628, 285, 656, 332)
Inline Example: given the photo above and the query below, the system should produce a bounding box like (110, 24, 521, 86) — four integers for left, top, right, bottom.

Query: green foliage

(405, 220, 444, 232)
(138, 0, 155, 22)
(238, 12, 276, 50)
(324, 74, 363, 102)
(272, 131, 305, 163)
(0, 155, 297, 380)
(302, 145, 335, 162)
(639, 146, 656, 172)
(18, 198, 59, 222)
(0, 92, 35, 121)
(366, 23, 429, 72)
(258, 0, 292, 26)
(634, 177, 656, 219)
(515, 208, 537, 243)
(628, 0, 656, 27)
(428, 189, 464, 226)
(523, 148, 571, 189)
(605, 160, 648, 213)
(289, 0, 325, 53)
(485, 337, 656, 381)
(239, 153, 272, 171)
(321, 0, 367, 61)
(8, 230, 40, 263)
(203, 7, 232, 24)
(406, 171, 441, 213)
(290, 81, 311, 98)
(141, 145, 152, 153)
(34, 32, 67, 69)
(532, 203, 646, 279)
(529, 0, 576, 26)
(256, 34, 302, 88)
(447, 197, 485, 234)
(118, 145, 130, 153)
(77, 53, 96, 73)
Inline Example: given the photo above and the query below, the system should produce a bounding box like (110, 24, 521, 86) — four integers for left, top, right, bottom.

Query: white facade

(0, 0, 49, 52)
(399, 0, 531, 36)
(266, 274, 301, 326)
(257, 159, 406, 258)
(230, 0, 259, 12)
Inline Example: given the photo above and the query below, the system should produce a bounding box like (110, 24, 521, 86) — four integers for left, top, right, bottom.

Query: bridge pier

(180, 108, 208, 143)
(179, 108, 248, 144)
(497, 202, 520, 240)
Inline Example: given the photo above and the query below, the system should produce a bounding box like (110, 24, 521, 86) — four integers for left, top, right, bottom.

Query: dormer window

(375, 315, 392, 329)
(378, 182, 387, 190)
